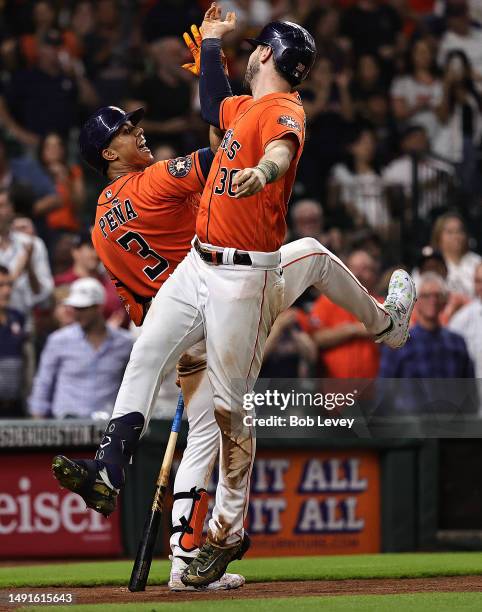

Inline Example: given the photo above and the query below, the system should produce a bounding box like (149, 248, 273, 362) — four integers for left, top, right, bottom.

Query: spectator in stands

(70, 0, 96, 50)
(19, 0, 80, 67)
(54, 233, 123, 320)
(6, 29, 97, 140)
(438, 1, 482, 83)
(0, 93, 40, 150)
(340, 0, 402, 59)
(127, 36, 194, 151)
(304, 7, 346, 72)
(379, 272, 476, 413)
(11, 216, 36, 237)
(0, 264, 26, 417)
(360, 90, 399, 165)
(329, 126, 390, 234)
(298, 57, 353, 195)
(0, 189, 53, 320)
(50, 233, 77, 276)
(82, 0, 132, 106)
(412, 246, 469, 323)
(391, 38, 442, 143)
(29, 278, 133, 419)
(39, 132, 85, 234)
(0, 134, 60, 224)
(382, 125, 455, 220)
(431, 212, 482, 297)
(449, 262, 482, 380)
(350, 54, 386, 118)
(261, 308, 318, 378)
(434, 50, 482, 190)
(291, 199, 324, 241)
(309, 249, 383, 378)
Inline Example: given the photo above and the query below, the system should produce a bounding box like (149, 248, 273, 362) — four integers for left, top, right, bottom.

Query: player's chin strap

(171, 486, 208, 553)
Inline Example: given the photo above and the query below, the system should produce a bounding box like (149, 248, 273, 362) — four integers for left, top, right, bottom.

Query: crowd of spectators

(0, 0, 482, 419)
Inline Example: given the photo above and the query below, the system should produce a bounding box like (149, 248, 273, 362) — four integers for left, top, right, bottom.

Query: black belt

(194, 238, 252, 266)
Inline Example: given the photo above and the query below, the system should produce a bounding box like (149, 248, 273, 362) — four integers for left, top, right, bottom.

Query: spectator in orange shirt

(20, 1, 80, 68)
(39, 132, 85, 234)
(310, 249, 382, 378)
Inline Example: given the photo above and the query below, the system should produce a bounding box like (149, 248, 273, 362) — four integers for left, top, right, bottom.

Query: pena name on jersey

(92, 148, 212, 325)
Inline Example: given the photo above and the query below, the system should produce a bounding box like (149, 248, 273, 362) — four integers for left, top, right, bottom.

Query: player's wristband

(256, 160, 280, 184)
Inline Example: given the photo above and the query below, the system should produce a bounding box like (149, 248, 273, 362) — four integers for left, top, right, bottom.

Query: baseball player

(51, 104, 247, 591)
(52, 5, 416, 589)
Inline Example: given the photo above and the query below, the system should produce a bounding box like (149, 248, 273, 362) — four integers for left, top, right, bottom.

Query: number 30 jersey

(196, 92, 306, 253)
(92, 149, 212, 325)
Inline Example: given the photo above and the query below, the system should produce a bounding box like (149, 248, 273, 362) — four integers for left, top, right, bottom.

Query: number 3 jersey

(92, 149, 213, 325)
(196, 92, 306, 253)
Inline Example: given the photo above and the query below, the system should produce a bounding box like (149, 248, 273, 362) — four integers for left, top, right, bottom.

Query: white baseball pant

(111, 237, 390, 545)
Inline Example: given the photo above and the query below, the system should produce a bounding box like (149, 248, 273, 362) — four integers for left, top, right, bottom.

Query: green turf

(1, 552, 482, 588)
(19, 593, 482, 612)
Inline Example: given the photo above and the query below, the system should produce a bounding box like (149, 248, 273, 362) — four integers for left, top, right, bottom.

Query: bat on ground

(128, 393, 185, 592)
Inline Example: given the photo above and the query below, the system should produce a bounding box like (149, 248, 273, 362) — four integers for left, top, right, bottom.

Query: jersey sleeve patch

(167, 156, 193, 178)
(277, 115, 301, 132)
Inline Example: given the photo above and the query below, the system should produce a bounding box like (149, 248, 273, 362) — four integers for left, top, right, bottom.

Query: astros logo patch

(278, 115, 301, 132)
(167, 156, 192, 178)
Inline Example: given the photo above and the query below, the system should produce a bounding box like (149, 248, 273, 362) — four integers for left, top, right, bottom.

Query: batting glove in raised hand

(181, 23, 229, 77)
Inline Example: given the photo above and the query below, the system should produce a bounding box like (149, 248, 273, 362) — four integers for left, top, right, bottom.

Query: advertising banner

(0, 453, 122, 558)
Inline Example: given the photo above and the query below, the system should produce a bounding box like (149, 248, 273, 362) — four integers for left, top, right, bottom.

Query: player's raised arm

(198, 4, 235, 128)
(232, 136, 298, 198)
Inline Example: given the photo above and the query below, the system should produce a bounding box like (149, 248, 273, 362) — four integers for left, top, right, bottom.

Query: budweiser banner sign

(0, 453, 122, 558)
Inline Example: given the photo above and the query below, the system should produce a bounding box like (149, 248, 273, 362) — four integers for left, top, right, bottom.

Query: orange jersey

(196, 92, 306, 252)
(92, 150, 210, 325)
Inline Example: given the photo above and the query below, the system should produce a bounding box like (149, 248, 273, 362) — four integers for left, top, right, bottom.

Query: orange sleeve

(258, 104, 305, 150)
(219, 96, 252, 130)
(144, 150, 205, 199)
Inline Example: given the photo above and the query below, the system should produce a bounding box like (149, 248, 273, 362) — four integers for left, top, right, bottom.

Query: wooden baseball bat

(128, 393, 185, 592)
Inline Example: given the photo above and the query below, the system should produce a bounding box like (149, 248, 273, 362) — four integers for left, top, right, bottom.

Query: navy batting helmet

(79, 106, 145, 174)
(246, 21, 316, 86)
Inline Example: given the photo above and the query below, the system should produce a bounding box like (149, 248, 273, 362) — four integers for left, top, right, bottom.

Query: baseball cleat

(180, 533, 250, 588)
(375, 269, 416, 349)
(51, 455, 120, 518)
(168, 555, 245, 591)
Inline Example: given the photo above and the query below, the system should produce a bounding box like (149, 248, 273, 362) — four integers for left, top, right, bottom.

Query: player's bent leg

(169, 346, 245, 591)
(280, 237, 415, 348)
(53, 254, 204, 515)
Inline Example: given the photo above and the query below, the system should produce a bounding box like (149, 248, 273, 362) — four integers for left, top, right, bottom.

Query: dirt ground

(1, 576, 481, 610)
